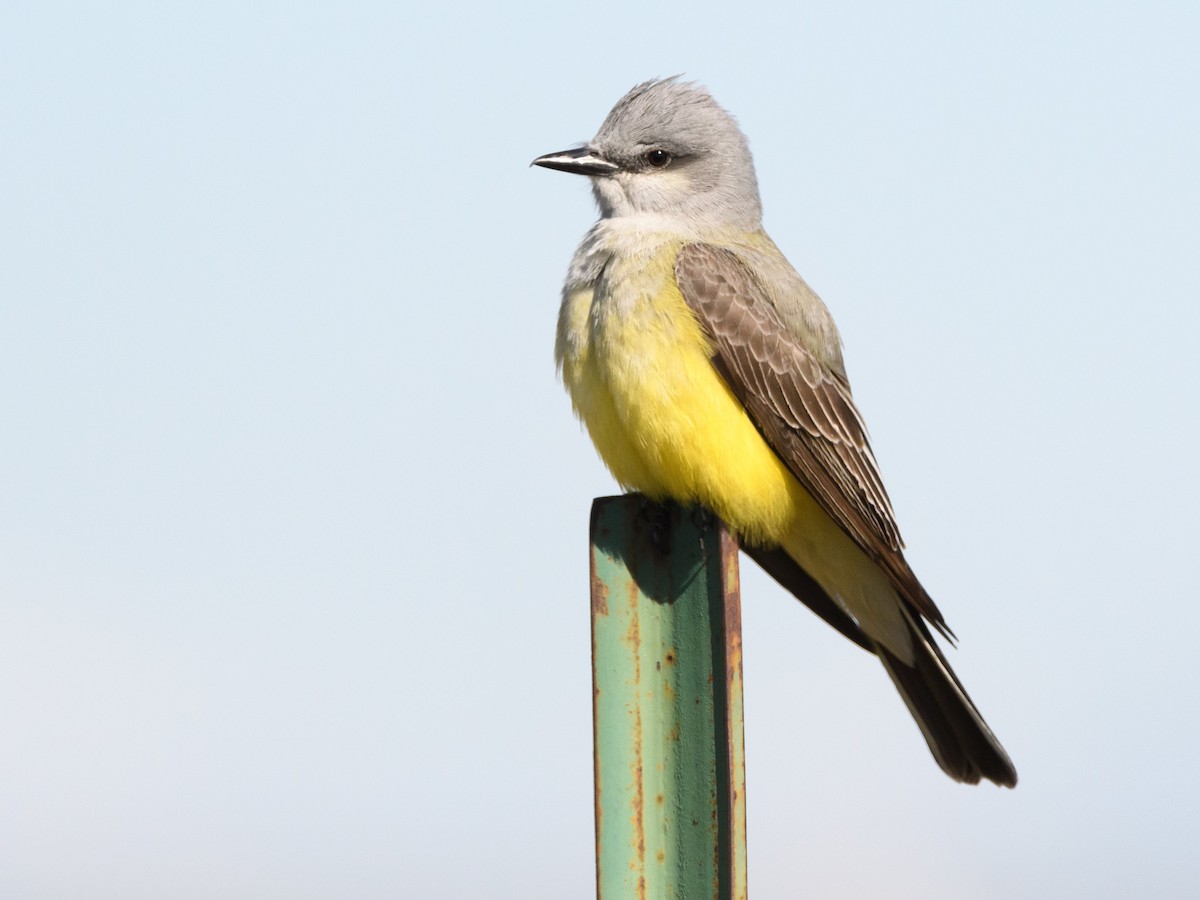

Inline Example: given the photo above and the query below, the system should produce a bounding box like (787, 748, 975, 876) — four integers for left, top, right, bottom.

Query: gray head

(533, 78, 763, 230)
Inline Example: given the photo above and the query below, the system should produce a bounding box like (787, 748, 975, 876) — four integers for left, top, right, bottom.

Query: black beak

(531, 146, 619, 176)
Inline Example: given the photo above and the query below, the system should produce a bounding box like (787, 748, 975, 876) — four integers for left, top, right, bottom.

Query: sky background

(2, 2, 1198, 898)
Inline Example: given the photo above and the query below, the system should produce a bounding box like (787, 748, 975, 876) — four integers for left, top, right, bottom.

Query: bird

(533, 77, 1016, 787)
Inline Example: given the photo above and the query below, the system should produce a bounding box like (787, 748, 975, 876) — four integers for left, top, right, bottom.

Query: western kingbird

(534, 77, 1016, 787)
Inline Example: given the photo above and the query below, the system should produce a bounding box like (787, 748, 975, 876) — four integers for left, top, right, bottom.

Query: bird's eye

(645, 149, 672, 168)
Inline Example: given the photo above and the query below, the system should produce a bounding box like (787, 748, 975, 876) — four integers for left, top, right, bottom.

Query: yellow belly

(556, 231, 915, 660)
(558, 242, 802, 546)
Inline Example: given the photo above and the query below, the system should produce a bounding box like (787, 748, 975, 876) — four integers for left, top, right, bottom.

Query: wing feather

(675, 242, 950, 635)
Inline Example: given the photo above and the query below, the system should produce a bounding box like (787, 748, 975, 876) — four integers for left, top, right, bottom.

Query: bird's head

(533, 77, 763, 230)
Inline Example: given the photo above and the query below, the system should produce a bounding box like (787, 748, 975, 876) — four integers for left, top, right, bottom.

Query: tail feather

(743, 544, 873, 652)
(745, 537, 1016, 786)
(876, 613, 1017, 787)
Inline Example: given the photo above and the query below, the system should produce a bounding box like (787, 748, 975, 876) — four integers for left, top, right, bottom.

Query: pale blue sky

(2, 2, 1198, 897)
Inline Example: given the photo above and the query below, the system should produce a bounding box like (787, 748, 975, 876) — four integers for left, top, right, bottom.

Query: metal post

(589, 495, 748, 900)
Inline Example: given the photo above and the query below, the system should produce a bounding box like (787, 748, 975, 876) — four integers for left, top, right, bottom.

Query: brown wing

(675, 242, 950, 636)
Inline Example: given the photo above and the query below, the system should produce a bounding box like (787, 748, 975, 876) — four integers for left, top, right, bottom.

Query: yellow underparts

(559, 243, 808, 548)
(558, 238, 915, 660)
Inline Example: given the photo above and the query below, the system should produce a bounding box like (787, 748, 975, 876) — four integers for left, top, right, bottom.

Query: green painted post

(589, 495, 748, 900)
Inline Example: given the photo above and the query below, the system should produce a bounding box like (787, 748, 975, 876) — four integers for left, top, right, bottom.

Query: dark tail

(745, 545, 1016, 786)
(876, 613, 1017, 787)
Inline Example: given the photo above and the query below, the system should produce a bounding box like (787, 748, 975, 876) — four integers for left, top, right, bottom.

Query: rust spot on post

(591, 572, 610, 617)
